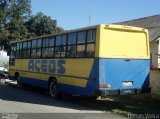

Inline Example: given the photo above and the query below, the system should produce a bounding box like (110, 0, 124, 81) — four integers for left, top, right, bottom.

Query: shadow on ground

(1, 82, 160, 116)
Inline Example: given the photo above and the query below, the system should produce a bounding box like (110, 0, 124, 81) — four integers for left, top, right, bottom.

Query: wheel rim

(50, 82, 57, 98)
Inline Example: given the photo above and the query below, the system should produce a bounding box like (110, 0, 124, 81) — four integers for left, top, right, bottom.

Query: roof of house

(117, 15, 160, 41)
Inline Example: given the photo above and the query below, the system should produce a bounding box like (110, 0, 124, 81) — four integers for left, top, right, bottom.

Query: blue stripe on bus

(8, 75, 97, 96)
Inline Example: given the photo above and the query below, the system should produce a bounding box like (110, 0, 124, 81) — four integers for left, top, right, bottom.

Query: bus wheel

(49, 80, 61, 99)
(16, 76, 22, 87)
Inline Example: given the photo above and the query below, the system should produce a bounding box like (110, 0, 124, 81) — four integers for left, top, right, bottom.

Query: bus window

(55, 47, 61, 58)
(11, 44, 16, 59)
(23, 42, 27, 49)
(77, 31, 86, 43)
(19, 42, 22, 58)
(16, 43, 19, 58)
(77, 45, 85, 57)
(37, 39, 42, 48)
(27, 41, 31, 58)
(17, 43, 20, 50)
(86, 44, 95, 57)
(68, 33, 77, 45)
(22, 42, 28, 58)
(49, 37, 54, 47)
(56, 36, 61, 46)
(42, 48, 48, 57)
(42, 39, 49, 58)
(87, 29, 96, 42)
(43, 39, 49, 47)
(32, 40, 37, 48)
(31, 40, 37, 58)
(48, 47, 54, 57)
(62, 35, 67, 45)
(67, 45, 76, 57)
(61, 46, 66, 58)
(37, 39, 42, 58)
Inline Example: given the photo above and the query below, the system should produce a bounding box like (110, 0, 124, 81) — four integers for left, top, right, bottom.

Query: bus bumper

(95, 88, 151, 96)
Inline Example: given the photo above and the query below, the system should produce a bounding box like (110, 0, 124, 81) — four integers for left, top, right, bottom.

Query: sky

(31, 0, 160, 30)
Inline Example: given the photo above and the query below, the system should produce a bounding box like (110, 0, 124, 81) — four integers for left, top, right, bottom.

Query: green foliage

(0, 0, 64, 51)
(26, 12, 64, 37)
(0, 0, 31, 50)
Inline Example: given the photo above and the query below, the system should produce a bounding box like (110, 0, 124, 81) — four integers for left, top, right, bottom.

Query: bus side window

(67, 33, 77, 57)
(87, 29, 96, 42)
(11, 44, 16, 59)
(16, 43, 19, 58)
(19, 42, 22, 58)
(77, 31, 86, 57)
(42, 38, 49, 58)
(61, 35, 67, 58)
(22, 42, 28, 58)
(27, 41, 31, 58)
(37, 39, 42, 58)
(86, 44, 95, 57)
(31, 40, 37, 58)
(86, 29, 96, 57)
(55, 36, 61, 58)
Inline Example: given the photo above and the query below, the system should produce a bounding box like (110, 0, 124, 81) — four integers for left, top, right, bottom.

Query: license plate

(122, 81, 133, 86)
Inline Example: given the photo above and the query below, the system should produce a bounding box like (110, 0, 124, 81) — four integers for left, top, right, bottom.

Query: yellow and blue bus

(8, 24, 150, 98)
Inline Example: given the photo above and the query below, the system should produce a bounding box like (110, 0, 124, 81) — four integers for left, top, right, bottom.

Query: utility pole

(89, 0, 92, 26)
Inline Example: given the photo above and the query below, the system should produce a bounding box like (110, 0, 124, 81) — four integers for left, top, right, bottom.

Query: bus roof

(10, 24, 147, 43)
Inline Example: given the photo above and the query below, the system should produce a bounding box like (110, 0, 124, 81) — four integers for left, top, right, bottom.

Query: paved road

(0, 81, 127, 119)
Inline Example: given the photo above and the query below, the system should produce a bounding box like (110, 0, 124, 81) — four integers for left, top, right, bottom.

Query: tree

(0, 0, 11, 50)
(26, 12, 64, 37)
(6, 0, 31, 40)
(0, 0, 31, 50)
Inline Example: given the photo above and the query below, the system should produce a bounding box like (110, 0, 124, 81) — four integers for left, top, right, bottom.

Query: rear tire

(49, 79, 61, 99)
(16, 75, 23, 87)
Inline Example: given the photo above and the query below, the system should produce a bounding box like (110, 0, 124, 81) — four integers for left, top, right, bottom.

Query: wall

(150, 41, 158, 68)
(150, 70, 160, 98)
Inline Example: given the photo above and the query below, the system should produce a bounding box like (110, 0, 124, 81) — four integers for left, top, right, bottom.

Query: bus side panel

(8, 59, 100, 96)
(57, 59, 99, 96)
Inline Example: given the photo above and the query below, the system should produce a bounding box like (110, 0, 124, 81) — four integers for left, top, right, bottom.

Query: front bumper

(95, 88, 151, 96)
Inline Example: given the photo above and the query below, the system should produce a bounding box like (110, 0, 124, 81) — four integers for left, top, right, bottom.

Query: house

(117, 15, 160, 68)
